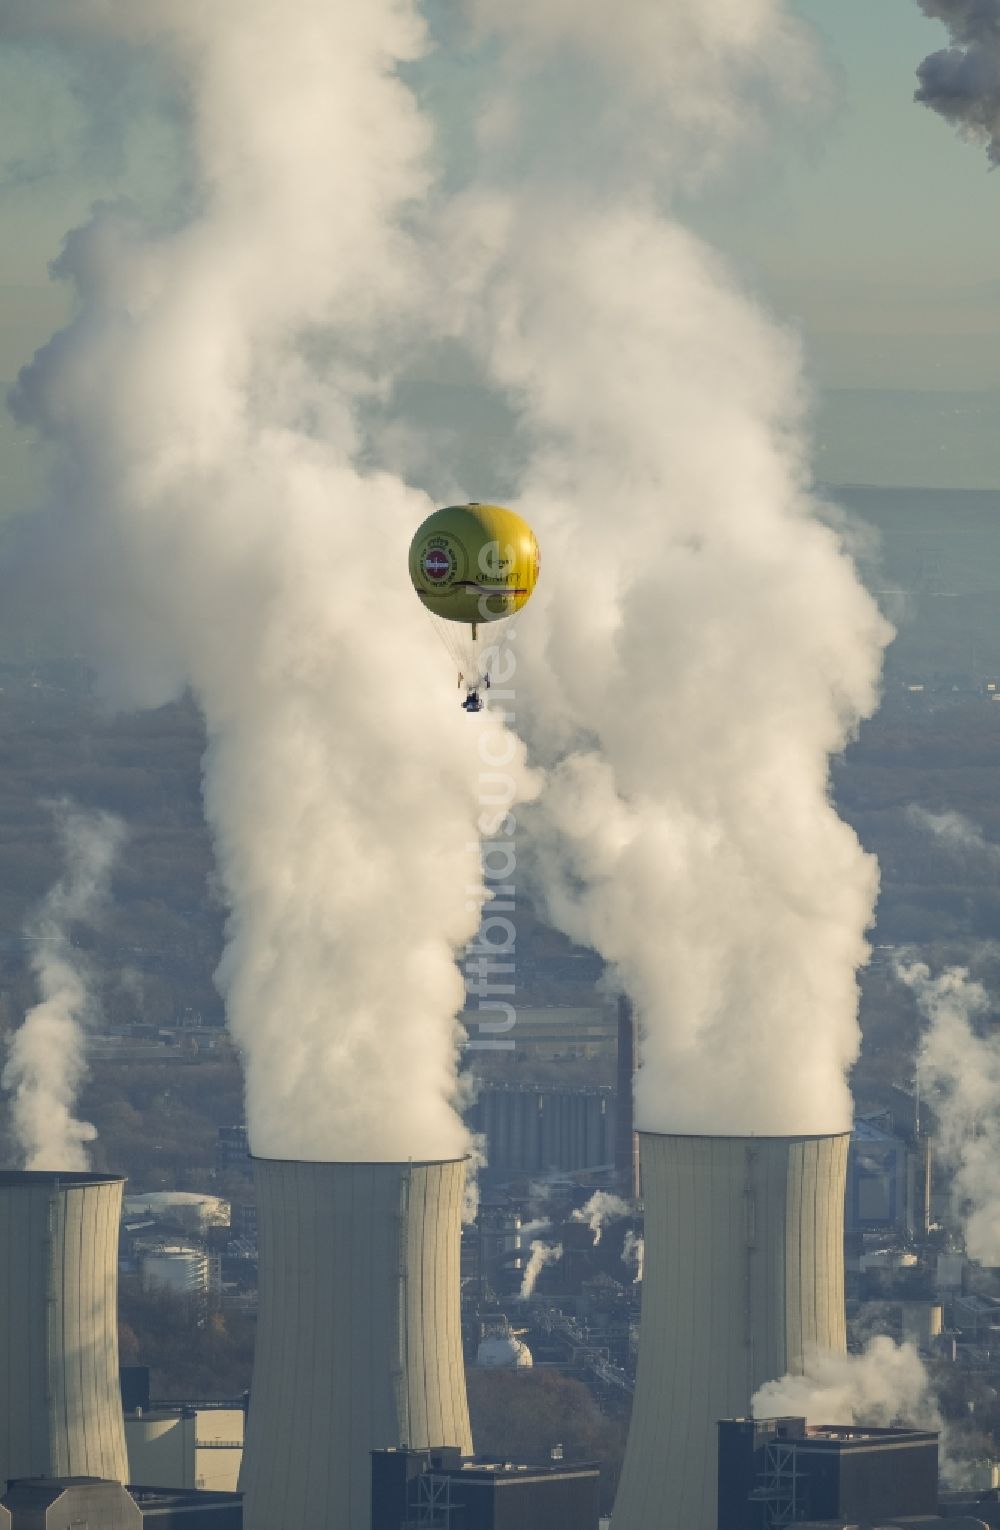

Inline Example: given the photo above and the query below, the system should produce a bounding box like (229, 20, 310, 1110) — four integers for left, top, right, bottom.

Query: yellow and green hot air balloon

(409, 502, 540, 707)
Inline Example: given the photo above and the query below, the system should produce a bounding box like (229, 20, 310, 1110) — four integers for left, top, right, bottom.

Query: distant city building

(371, 1447, 600, 1530)
(717, 1417, 939, 1530)
(216, 1126, 250, 1173)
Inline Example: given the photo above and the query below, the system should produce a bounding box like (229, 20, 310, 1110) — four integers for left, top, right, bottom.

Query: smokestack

(239, 1157, 473, 1530)
(613, 1132, 848, 1530)
(0, 1170, 128, 1484)
(616, 995, 640, 1199)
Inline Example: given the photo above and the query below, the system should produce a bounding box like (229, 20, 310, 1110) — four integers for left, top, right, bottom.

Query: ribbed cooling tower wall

(239, 1157, 473, 1530)
(613, 1132, 848, 1530)
(0, 1170, 127, 1483)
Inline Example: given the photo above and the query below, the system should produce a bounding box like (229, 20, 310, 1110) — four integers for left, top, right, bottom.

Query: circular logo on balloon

(421, 538, 457, 584)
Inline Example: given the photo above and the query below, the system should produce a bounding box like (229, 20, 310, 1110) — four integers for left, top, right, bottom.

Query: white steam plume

(915, 1, 1000, 164)
(2, 802, 124, 1169)
(571, 1190, 630, 1245)
(459, 0, 819, 179)
(908, 805, 1000, 865)
(519, 1239, 562, 1299)
(519, 1217, 553, 1241)
(621, 1229, 644, 1283)
(899, 959, 1000, 1263)
(438, 6, 890, 1134)
(4, 4, 535, 1161)
(753, 1337, 941, 1431)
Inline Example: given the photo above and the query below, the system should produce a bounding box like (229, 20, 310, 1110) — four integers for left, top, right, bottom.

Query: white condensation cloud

(3, 0, 888, 1152)
(456, 0, 820, 176)
(2, 803, 124, 1170)
(433, 9, 890, 1135)
(900, 959, 1000, 1264)
(5, 1, 536, 1162)
(908, 805, 1000, 864)
(753, 1337, 941, 1431)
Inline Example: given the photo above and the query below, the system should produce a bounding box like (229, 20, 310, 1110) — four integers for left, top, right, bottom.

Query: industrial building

(612, 1133, 849, 1530)
(140, 1245, 212, 1299)
(125, 1403, 244, 1492)
(465, 996, 639, 1187)
(238, 1157, 472, 1530)
(476, 1203, 522, 1292)
(461, 1006, 616, 1060)
(0, 1171, 128, 1485)
(717, 1416, 939, 1530)
(0, 1479, 241, 1528)
(371, 1447, 600, 1529)
(848, 1114, 931, 1237)
(216, 1125, 250, 1173)
(468, 1083, 615, 1177)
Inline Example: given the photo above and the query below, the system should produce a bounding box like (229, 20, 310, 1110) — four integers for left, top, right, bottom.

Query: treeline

(119, 1279, 254, 1400)
(466, 1369, 629, 1515)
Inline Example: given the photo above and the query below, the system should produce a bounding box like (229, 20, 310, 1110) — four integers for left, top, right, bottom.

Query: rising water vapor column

(0, 1171, 128, 1484)
(613, 1132, 848, 1530)
(239, 1156, 473, 1530)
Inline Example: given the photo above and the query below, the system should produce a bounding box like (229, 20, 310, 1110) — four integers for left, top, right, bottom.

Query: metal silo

(140, 1246, 210, 1298)
(239, 1156, 473, 1530)
(612, 1132, 848, 1530)
(0, 1170, 128, 1484)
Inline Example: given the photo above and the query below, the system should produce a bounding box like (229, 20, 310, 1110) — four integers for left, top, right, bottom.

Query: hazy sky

(1, 0, 998, 497)
(696, 0, 1000, 393)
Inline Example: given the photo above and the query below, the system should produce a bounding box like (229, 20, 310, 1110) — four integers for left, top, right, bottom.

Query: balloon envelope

(409, 503, 540, 626)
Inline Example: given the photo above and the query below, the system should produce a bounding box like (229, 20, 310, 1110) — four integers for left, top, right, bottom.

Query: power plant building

(717, 1415, 939, 1530)
(125, 1406, 244, 1492)
(140, 1247, 211, 1299)
(612, 1132, 849, 1530)
(0, 1479, 242, 1528)
(238, 1157, 472, 1530)
(371, 1447, 600, 1530)
(469, 1084, 615, 1176)
(0, 1171, 128, 1485)
(847, 1115, 931, 1238)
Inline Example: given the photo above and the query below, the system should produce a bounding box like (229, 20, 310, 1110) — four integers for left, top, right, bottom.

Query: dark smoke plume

(916, 1, 1000, 162)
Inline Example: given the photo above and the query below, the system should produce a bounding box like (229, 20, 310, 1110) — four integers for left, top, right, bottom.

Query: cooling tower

(239, 1156, 473, 1530)
(613, 1132, 848, 1530)
(0, 1170, 128, 1484)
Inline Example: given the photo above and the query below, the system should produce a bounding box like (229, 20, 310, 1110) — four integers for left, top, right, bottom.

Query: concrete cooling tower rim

(0, 1171, 125, 1187)
(248, 1154, 469, 1166)
(636, 1131, 851, 1143)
